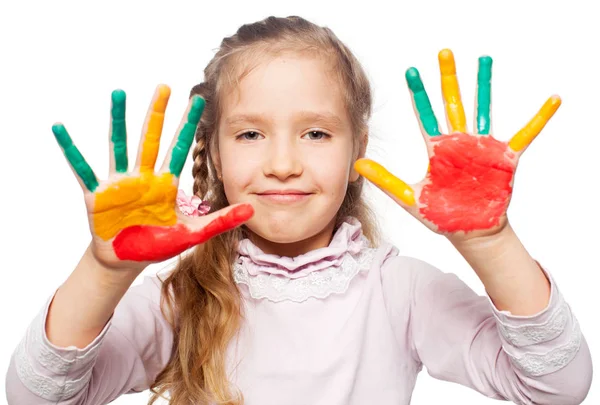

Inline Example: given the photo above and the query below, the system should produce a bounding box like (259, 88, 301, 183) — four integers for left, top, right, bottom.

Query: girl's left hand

(355, 49, 561, 243)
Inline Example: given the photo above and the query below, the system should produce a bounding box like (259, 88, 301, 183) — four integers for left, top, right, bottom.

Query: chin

(245, 208, 330, 244)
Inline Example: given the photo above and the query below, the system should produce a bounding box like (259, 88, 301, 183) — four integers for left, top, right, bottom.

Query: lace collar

(233, 217, 375, 303)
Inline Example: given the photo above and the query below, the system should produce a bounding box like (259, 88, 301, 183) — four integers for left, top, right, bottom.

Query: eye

(302, 130, 331, 141)
(236, 131, 264, 141)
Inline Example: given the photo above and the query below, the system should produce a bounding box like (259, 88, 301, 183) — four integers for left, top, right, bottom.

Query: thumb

(354, 158, 416, 207)
(186, 203, 255, 239)
(113, 203, 254, 262)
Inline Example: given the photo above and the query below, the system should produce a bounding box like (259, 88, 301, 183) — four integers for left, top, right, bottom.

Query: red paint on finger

(419, 133, 515, 233)
(113, 204, 254, 261)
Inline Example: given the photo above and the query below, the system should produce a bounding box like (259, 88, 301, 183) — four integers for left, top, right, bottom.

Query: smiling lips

(256, 189, 312, 203)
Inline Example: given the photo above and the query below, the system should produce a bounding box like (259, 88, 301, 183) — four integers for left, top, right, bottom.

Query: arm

(357, 48, 593, 404)
(5, 85, 252, 404)
(450, 222, 550, 316)
(5, 250, 174, 405)
(382, 254, 592, 405)
(46, 245, 141, 350)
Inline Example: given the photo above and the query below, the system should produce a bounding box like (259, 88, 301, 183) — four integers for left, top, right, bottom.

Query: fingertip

(157, 84, 172, 97)
(153, 84, 172, 112)
(478, 55, 493, 66)
(188, 96, 206, 124)
(232, 203, 255, 221)
(111, 89, 126, 104)
(353, 158, 367, 172)
(478, 56, 493, 82)
(111, 90, 127, 119)
(354, 158, 381, 176)
(438, 49, 456, 74)
(51, 123, 70, 145)
(191, 94, 206, 103)
(544, 95, 562, 116)
(51, 122, 64, 132)
(405, 67, 424, 91)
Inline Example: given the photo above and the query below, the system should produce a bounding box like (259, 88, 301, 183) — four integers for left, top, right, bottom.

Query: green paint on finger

(405, 68, 441, 136)
(476, 56, 492, 135)
(169, 96, 206, 176)
(111, 89, 128, 172)
(52, 123, 99, 192)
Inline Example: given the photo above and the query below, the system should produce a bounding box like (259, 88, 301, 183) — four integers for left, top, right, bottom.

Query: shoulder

(374, 242, 465, 306)
(376, 242, 444, 285)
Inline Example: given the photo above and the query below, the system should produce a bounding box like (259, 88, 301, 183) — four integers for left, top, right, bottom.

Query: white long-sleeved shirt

(5, 218, 593, 404)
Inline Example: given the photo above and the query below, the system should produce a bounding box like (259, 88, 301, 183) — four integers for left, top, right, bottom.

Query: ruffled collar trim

(233, 217, 375, 302)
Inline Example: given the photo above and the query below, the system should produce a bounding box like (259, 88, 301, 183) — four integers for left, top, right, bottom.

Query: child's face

(217, 53, 358, 252)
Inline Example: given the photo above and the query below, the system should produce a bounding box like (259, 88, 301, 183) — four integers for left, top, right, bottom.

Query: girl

(5, 15, 593, 405)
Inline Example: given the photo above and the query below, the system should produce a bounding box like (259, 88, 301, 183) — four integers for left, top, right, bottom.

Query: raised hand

(355, 49, 560, 241)
(53, 85, 254, 269)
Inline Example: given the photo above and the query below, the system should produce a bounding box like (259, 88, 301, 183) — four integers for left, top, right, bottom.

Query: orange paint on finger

(92, 172, 178, 240)
(140, 85, 171, 172)
(438, 49, 467, 133)
(509, 95, 561, 152)
(354, 159, 415, 206)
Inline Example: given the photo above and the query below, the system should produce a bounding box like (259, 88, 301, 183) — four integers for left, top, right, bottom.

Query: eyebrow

(225, 111, 344, 128)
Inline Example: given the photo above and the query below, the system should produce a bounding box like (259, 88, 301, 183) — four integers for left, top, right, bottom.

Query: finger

(438, 49, 467, 133)
(135, 84, 171, 172)
(475, 56, 493, 135)
(354, 158, 416, 206)
(160, 95, 206, 176)
(52, 123, 99, 192)
(405, 68, 441, 137)
(109, 89, 128, 173)
(508, 95, 561, 153)
(112, 203, 254, 262)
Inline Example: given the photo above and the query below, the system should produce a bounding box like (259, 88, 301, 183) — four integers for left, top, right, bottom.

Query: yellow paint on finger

(92, 172, 178, 240)
(438, 49, 467, 133)
(509, 95, 561, 152)
(140, 85, 171, 172)
(354, 159, 415, 206)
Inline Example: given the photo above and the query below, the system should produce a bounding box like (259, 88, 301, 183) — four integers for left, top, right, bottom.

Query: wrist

(450, 222, 551, 315)
(84, 244, 145, 287)
(450, 222, 514, 258)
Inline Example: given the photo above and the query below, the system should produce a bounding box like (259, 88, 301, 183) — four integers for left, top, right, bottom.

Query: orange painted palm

(355, 49, 560, 241)
(53, 85, 253, 269)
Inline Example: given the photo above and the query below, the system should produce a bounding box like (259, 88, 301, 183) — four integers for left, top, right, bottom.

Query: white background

(1, 0, 598, 404)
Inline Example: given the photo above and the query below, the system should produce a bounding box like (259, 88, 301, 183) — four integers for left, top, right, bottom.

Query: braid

(190, 82, 212, 199)
(192, 132, 209, 198)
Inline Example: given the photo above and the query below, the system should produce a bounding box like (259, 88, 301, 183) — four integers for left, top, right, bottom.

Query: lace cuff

(488, 266, 582, 377)
(15, 290, 112, 401)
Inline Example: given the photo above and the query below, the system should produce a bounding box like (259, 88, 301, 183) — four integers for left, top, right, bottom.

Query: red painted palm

(355, 49, 560, 241)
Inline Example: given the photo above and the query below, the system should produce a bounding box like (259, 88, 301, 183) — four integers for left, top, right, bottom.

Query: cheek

(307, 146, 352, 192)
(220, 149, 262, 202)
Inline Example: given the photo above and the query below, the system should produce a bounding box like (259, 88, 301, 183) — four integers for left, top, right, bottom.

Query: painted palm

(53, 85, 253, 266)
(355, 49, 560, 239)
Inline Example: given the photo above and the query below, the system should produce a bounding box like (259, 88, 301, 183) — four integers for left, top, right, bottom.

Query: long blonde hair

(149, 15, 379, 405)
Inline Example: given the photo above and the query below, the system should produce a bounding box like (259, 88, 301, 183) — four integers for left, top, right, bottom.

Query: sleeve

(5, 275, 175, 405)
(381, 255, 593, 405)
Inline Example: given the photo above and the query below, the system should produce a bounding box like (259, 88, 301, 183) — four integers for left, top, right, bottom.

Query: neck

(247, 218, 336, 257)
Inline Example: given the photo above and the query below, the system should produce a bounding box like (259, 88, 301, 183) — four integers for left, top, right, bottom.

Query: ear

(349, 132, 368, 182)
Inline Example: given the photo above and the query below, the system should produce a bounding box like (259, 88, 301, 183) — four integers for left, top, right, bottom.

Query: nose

(263, 136, 303, 180)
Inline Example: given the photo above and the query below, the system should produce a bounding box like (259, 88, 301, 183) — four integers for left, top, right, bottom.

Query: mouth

(255, 190, 313, 203)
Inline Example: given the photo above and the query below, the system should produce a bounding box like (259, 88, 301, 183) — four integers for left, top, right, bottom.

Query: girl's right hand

(52, 84, 254, 271)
